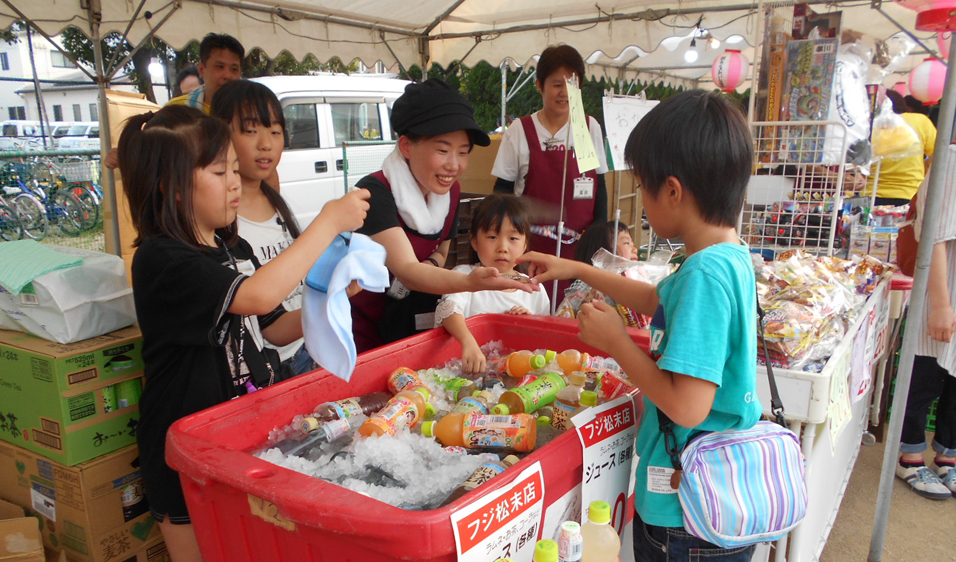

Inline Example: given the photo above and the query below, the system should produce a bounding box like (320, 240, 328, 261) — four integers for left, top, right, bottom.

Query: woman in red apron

(351, 79, 536, 353)
(491, 44, 609, 299)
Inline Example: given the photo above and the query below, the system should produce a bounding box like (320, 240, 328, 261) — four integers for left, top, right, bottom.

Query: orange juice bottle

(492, 372, 567, 415)
(387, 367, 424, 394)
(422, 391, 494, 446)
(553, 349, 622, 374)
(429, 412, 537, 451)
(488, 351, 547, 378)
(358, 387, 431, 437)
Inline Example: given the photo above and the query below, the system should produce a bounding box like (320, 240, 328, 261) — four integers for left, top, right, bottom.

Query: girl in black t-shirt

(117, 105, 369, 561)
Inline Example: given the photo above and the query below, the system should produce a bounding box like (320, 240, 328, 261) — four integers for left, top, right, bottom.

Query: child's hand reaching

(577, 300, 629, 356)
(467, 266, 538, 293)
(505, 306, 530, 315)
(460, 341, 487, 374)
(319, 188, 371, 233)
(517, 252, 581, 283)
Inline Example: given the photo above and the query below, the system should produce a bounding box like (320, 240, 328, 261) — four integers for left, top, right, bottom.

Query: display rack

(741, 121, 876, 260)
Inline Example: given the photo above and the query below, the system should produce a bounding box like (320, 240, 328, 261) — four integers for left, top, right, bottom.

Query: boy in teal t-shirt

(520, 90, 761, 561)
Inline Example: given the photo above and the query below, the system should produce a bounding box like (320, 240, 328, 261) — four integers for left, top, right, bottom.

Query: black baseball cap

(391, 79, 491, 147)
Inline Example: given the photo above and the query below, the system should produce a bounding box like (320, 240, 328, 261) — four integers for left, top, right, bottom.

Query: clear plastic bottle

(441, 377, 480, 402)
(428, 411, 537, 451)
(558, 521, 584, 562)
(358, 387, 431, 437)
(534, 539, 559, 562)
(580, 501, 621, 562)
(441, 454, 520, 506)
(488, 350, 547, 378)
(387, 367, 424, 394)
(305, 391, 392, 425)
(551, 372, 586, 430)
(492, 372, 566, 415)
(275, 414, 366, 457)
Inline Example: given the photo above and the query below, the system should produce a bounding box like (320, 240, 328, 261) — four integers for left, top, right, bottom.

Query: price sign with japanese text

(566, 77, 599, 173)
(573, 395, 637, 535)
(451, 462, 546, 562)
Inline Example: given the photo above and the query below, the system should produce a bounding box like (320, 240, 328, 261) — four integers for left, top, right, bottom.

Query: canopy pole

(501, 61, 507, 134)
(25, 25, 49, 149)
(87, 0, 122, 258)
(868, 32, 956, 562)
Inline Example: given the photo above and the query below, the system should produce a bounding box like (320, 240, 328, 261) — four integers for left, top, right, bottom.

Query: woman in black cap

(351, 78, 536, 353)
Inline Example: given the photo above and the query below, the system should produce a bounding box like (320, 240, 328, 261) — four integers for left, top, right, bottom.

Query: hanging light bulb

(685, 37, 699, 63)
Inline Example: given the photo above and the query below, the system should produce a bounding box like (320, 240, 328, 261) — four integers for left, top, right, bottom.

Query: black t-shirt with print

(132, 236, 284, 521)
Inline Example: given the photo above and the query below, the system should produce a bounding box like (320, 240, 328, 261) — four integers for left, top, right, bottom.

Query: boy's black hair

(210, 80, 300, 238)
(536, 45, 586, 87)
(470, 193, 532, 242)
(200, 33, 245, 63)
(624, 89, 752, 228)
(575, 220, 630, 263)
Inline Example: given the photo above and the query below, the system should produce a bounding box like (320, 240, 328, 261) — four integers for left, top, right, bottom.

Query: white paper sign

(602, 96, 659, 171)
(573, 395, 637, 536)
(451, 462, 546, 562)
(566, 78, 599, 173)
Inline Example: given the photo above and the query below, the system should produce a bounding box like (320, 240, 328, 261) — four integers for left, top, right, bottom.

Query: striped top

(914, 143, 956, 376)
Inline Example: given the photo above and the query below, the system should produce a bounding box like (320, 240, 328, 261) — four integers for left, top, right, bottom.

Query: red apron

(350, 171, 459, 353)
(520, 115, 599, 298)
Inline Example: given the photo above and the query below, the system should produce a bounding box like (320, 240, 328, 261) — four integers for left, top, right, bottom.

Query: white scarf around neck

(382, 149, 450, 235)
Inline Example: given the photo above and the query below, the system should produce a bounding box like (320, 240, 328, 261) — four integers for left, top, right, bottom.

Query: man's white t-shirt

(491, 112, 608, 196)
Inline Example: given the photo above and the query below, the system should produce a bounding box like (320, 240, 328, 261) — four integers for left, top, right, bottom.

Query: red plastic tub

(167, 315, 648, 562)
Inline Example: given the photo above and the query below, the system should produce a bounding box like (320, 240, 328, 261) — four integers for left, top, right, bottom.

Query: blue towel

(302, 233, 389, 381)
(0, 240, 83, 294)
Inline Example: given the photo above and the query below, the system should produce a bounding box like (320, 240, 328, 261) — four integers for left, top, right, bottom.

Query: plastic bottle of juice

(558, 521, 584, 562)
(306, 392, 392, 424)
(534, 540, 559, 562)
(492, 372, 567, 415)
(441, 377, 480, 402)
(358, 387, 431, 437)
(441, 455, 520, 506)
(429, 411, 537, 451)
(551, 372, 586, 430)
(580, 501, 621, 562)
(488, 351, 547, 378)
(421, 391, 494, 443)
(387, 367, 424, 394)
(553, 350, 621, 374)
(276, 414, 366, 457)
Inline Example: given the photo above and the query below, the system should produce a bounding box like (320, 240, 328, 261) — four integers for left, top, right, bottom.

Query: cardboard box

(0, 327, 143, 465)
(0, 443, 164, 562)
(457, 137, 501, 195)
(0, 498, 44, 562)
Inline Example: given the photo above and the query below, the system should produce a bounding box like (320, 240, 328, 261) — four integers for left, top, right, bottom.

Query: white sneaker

(897, 463, 953, 500)
(937, 465, 956, 497)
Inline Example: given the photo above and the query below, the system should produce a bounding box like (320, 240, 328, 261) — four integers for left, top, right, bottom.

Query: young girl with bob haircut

(435, 194, 550, 373)
(211, 79, 315, 375)
(118, 105, 369, 561)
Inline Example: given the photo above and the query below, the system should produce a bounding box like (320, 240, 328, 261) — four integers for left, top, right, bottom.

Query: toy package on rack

(779, 37, 839, 163)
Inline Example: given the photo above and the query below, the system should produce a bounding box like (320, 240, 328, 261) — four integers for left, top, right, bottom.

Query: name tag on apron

(573, 176, 594, 200)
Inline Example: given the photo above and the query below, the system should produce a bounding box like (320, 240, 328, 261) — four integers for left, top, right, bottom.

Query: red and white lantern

(908, 57, 947, 104)
(712, 49, 749, 93)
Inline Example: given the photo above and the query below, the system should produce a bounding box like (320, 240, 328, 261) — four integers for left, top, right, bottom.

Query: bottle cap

(529, 354, 546, 370)
(421, 421, 435, 438)
(475, 390, 494, 402)
(533, 539, 558, 562)
(544, 349, 557, 362)
(492, 403, 510, 415)
(536, 416, 551, 426)
(559, 520, 581, 538)
(424, 402, 437, 419)
(502, 454, 520, 466)
(588, 500, 612, 524)
(580, 391, 598, 407)
(413, 386, 431, 401)
(569, 371, 587, 386)
(299, 417, 321, 433)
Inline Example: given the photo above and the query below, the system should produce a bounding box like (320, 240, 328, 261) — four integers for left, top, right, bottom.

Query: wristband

(423, 257, 440, 267)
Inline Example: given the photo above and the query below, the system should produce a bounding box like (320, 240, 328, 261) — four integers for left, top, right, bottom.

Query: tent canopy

(0, 0, 938, 88)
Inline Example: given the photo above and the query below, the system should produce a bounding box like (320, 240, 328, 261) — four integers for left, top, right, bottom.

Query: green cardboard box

(0, 327, 144, 465)
(0, 442, 165, 562)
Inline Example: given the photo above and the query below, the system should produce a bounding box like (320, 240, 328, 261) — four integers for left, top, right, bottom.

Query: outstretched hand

(467, 266, 539, 293)
(517, 251, 581, 284)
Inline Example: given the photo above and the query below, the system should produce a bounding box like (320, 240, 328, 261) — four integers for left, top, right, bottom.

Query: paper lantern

(940, 31, 952, 60)
(894, 0, 956, 32)
(712, 50, 749, 93)
(892, 81, 910, 95)
(908, 57, 947, 103)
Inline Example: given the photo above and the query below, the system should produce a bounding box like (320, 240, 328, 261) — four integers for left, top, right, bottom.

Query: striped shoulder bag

(657, 297, 809, 549)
